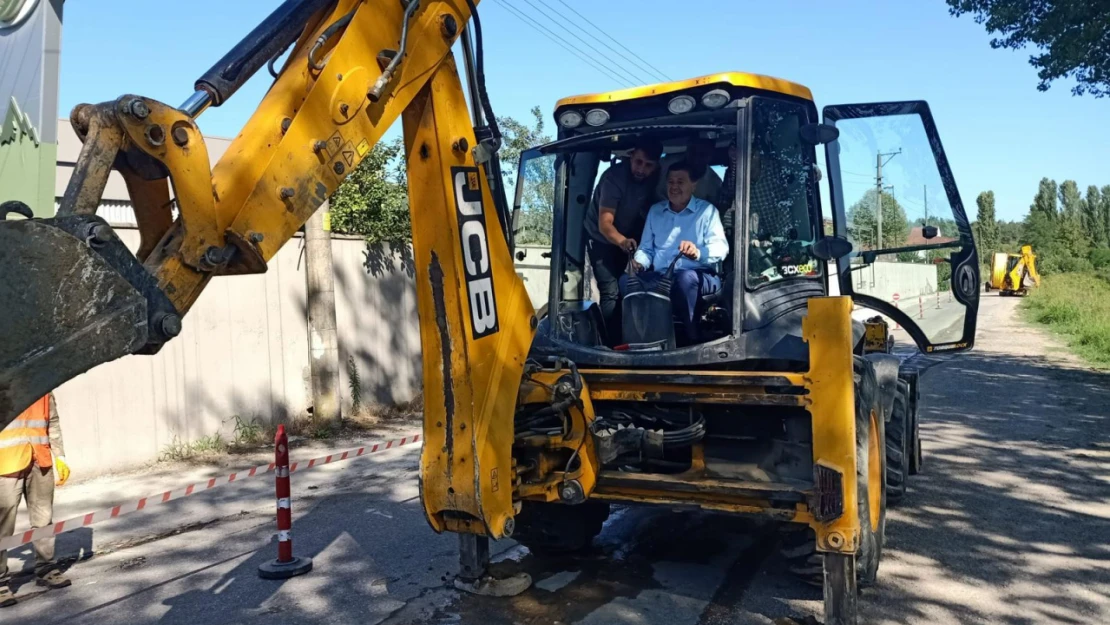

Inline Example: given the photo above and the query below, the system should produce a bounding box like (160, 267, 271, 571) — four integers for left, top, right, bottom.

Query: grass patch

(1022, 272, 1110, 367)
(157, 395, 423, 462)
(159, 433, 228, 462)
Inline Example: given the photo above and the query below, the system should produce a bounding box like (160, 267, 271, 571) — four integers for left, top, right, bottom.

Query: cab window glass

(747, 98, 820, 287)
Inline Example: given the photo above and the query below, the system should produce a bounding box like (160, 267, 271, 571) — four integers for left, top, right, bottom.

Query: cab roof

(554, 72, 813, 110)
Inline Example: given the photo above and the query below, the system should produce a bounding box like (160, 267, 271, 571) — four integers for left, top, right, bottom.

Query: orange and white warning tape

(0, 432, 421, 552)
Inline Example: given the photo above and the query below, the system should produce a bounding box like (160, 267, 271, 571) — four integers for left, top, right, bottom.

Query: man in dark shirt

(583, 141, 662, 343)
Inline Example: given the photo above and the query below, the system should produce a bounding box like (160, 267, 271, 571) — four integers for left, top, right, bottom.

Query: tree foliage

(974, 190, 999, 266)
(1058, 180, 1090, 259)
(1086, 185, 1107, 248)
(1102, 185, 1110, 248)
(946, 0, 1110, 97)
(847, 188, 910, 251)
(329, 138, 409, 246)
(497, 106, 554, 246)
(328, 107, 554, 257)
(1016, 176, 1110, 275)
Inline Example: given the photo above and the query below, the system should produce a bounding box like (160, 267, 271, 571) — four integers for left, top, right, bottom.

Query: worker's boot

(36, 569, 71, 590)
(0, 584, 16, 608)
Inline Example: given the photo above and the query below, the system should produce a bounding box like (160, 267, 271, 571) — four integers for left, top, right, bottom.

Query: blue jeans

(619, 269, 721, 343)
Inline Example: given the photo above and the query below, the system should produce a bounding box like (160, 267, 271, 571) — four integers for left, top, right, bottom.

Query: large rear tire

(512, 500, 610, 555)
(885, 380, 911, 506)
(781, 359, 887, 586)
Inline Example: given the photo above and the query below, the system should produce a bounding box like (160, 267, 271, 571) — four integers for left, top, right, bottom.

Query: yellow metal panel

(862, 318, 890, 354)
(990, 252, 1009, 290)
(580, 369, 807, 385)
(406, 56, 536, 540)
(555, 72, 813, 109)
(220, 0, 474, 265)
(802, 297, 860, 554)
(116, 98, 218, 270)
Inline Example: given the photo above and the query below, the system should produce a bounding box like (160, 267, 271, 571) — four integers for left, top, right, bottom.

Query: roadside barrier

(0, 431, 421, 552)
(258, 425, 312, 579)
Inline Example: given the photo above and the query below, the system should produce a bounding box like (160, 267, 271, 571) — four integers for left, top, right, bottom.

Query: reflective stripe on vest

(0, 436, 51, 448)
(0, 396, 52, 474)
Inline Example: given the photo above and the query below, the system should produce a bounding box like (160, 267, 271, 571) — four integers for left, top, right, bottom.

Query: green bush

(1090, 248, 1110, 270)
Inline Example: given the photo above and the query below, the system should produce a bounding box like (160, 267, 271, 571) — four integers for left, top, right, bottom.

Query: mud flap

(0, 217, 154, 424)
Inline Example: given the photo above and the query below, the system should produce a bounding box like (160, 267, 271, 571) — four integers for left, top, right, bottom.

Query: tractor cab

(511, 73, 980, 368)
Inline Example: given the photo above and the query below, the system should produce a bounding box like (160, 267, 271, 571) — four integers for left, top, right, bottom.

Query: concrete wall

(850, 260, 939, 303)
(513, 244, 552, 310)
(54, 227, 421, 475)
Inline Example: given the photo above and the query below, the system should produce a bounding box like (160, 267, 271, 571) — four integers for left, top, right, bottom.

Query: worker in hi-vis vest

(0, 392, 71, 607)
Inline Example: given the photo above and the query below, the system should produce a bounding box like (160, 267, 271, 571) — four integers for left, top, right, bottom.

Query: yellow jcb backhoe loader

(985, 245, 1040, 296)
(0, 1, 981, 622)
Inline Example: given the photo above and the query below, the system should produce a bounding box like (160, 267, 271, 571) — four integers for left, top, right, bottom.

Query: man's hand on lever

(618, 237, 638, 253)
(679, 240, 700, 260)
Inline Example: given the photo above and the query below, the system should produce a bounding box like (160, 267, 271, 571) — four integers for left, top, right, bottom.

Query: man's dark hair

(666, 159, 701, 182)
(632, 140, 663, 161)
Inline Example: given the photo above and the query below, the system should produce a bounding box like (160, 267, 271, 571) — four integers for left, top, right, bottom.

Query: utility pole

(923, 184, 928, 229)
(304, 200, 341, 428)
(875, 149, 902, 249)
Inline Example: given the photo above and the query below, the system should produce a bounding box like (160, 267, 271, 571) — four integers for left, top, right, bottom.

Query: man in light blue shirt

(621, 161, 729, 343)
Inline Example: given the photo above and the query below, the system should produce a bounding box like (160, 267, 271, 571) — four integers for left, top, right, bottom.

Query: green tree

(998, 220, 1024, 251)
(1058, 180, 1090, 258)
(1102, 185, 1110, 249)
(498, 106, 554, 246)
(946, 1, 1110, 97)
(1023, 179, 1062, 272)
(1031, 178, 1058, 221)
(1022, 208, 1063, 273)
(329, 138, 410, 246)
(975, 190, 999, 261)
(1085, 185, 1106, 248)
(498, 106, 550, 189)
(328, 107, 553, 253)
(847, 188, 910, 251)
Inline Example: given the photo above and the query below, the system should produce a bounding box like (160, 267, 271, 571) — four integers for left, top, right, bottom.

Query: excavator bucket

(0, 216, 149, 427)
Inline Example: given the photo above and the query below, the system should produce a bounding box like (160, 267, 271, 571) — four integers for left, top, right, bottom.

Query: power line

(515, 0, 651, 86)
(490, 0, 634, 87)
(842, 170, 874, 178)
(551, 0, 672, 83)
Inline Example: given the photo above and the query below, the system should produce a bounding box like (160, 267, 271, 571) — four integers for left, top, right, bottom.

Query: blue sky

(59, 0, 1108, 222)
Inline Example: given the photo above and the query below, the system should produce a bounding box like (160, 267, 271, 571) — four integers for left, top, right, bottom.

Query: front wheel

(781, 360, 887, 586)
(854, 359, 887, 585)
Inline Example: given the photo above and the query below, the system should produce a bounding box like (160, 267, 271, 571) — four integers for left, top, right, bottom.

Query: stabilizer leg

(823, 553, 858, 625)
(453, 534, 531, 597)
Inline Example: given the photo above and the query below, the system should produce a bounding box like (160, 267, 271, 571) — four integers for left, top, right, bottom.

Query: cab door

(823, 101, 979, 353)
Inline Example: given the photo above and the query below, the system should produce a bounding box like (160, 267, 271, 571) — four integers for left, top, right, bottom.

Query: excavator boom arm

(0, 0, 531, 535)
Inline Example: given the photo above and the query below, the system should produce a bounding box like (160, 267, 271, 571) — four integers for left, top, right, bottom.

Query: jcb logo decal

(453, 167, 499, 339)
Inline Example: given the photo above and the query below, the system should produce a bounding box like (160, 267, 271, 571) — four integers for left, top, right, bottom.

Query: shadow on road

(862, 350, 1110, 624)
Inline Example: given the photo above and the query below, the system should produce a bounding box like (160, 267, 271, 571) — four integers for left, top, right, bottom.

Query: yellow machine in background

(986, 245, 1040, 296)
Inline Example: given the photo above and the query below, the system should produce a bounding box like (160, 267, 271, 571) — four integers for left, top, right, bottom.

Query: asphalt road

(5, 295, 1109, 624)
